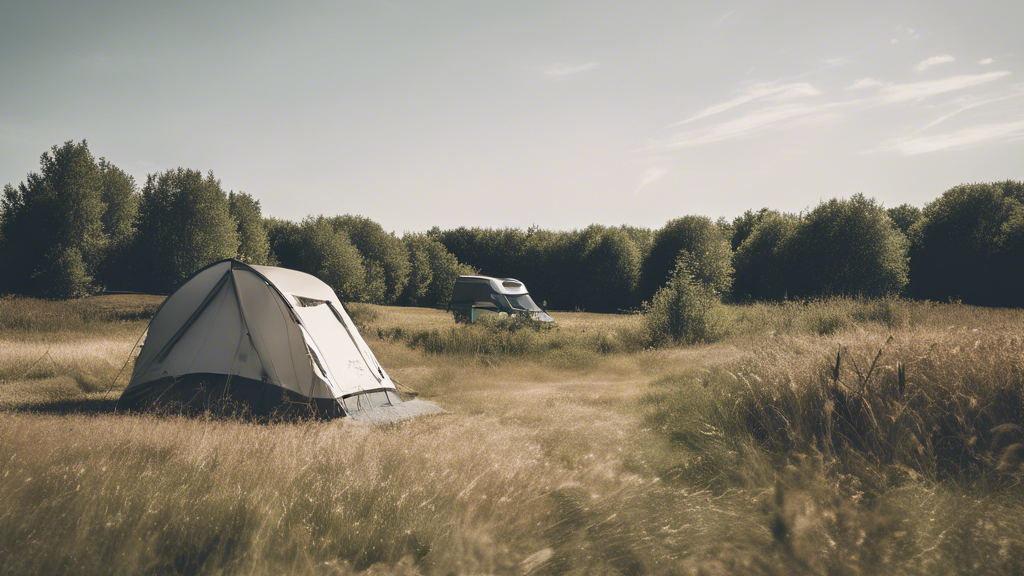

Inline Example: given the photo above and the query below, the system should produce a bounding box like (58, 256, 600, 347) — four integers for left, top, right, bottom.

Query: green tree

(732, 212, 800, 301)
(639, 216, 733, 303)
(564, 226, 641, 312)
(229, 192, 274, 265)
(134, 168, 239, 293)
(886, 204, 921, 238)
(329, 215, 410, 305)
(0, 140, 108, 297)
(294, 217, 367, 301)
(95, 158, 139, 289)
(33, 246, 92, 299)
(265, 217, 301, 270)
(787, 194, 908, 298)
(402, 233, 476, 307)
(729, 208, 776, 252)
(909, 181, 1023, 306)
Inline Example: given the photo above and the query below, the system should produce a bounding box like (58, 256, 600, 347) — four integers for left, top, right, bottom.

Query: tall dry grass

(3, 295, 1024, 574)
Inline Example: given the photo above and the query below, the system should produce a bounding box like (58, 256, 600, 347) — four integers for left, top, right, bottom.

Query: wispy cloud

(914, 55, 955, 72)
(979, 58, 994, 65)
(635, 167, 669, 192)
(678, 82, 821, 125)
(661, 71, 1014, 150)
(821, 58, 852, 69)
(667, 102, 841, 148)
(916, 89, 1024, 132)
(875, 71, 1010, 103)
(846, 78, 885, 90)
(890, 24, 920, 44)
(874, 120, 1024, 155)
(541, 62, 600, 78)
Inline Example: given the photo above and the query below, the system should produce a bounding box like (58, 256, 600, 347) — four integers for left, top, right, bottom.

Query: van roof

(454, 275, 529, 295)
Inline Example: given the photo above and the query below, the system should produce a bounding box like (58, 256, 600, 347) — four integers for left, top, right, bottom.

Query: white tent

(120, 260, 432, 420)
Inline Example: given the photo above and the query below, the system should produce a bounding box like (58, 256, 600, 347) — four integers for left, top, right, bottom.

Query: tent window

(295, 296, 328, 307)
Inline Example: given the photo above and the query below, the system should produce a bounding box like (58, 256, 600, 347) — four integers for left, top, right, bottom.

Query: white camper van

(448, 275, 554, 323)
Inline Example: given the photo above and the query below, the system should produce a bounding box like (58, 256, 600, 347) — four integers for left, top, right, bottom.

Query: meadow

(1, 294, 1023, 575)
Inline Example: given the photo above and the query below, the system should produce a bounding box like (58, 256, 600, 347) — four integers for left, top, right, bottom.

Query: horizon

(2, 1, 1021, 233)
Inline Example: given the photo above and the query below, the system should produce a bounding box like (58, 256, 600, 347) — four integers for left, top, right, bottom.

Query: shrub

(401, 233, 476, 307)
(642, 256, 727, 346)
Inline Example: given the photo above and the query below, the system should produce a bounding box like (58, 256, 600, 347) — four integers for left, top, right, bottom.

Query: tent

(120, 259, 440, 421)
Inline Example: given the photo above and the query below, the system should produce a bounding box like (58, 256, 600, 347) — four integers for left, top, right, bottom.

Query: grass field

(2, 295, 1023, 575)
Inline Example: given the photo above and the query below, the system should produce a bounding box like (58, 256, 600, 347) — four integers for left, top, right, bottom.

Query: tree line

(0, 141, 472, 306)
(1, 140, 1021, 309)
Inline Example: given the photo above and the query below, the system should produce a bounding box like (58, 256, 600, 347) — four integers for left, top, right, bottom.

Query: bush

(401, 233, 477, 307)
(642, 256, 727, 346)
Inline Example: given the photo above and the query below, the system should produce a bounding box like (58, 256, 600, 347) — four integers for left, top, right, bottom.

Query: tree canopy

(786, 194, 909, 298)
(133, 169, 239, 293)
(909, 181, 1024, 306)
(0, 140, 109, 297)
(638, 216, 733, 303)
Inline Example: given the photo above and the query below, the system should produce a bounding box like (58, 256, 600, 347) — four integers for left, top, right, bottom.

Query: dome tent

(120, 259, 440, 421)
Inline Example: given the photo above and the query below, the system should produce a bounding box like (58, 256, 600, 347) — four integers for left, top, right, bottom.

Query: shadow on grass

(9, 397, 121, 416)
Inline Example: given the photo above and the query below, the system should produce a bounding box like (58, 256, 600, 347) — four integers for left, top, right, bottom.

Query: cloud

(979, 58, 994, 65)
(916, 90, 1024, 131)
(635, 168, 669, 192)
(894, 25, 920, 39)
(821, 58, 852, 69)
(677, 82, 821, 125)
(661, 71, 1013, 150)
(541, 62, 600, 78)
(716, 9, 737, 25)
(875, 71, 1010, 103)
(846, 78, 885, 90)
(667, 102, 842, 148)
(874, 119, 1024, 155)
(914, 55, 955, 72)
(891, 24, 921, 45)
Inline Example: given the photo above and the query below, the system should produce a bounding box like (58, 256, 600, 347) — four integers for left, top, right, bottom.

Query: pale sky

(2, 1, 1021, 233)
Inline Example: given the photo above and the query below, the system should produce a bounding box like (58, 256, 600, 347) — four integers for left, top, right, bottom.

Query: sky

(1, 0, 1021, 233)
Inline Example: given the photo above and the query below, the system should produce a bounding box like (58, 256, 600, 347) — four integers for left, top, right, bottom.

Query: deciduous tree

(134, 168, 239, 293)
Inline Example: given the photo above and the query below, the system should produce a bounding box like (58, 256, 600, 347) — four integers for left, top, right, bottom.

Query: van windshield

(504, 293, 541, 312)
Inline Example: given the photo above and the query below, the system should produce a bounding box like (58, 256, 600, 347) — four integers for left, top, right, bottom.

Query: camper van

(448, 275, 554, 323)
